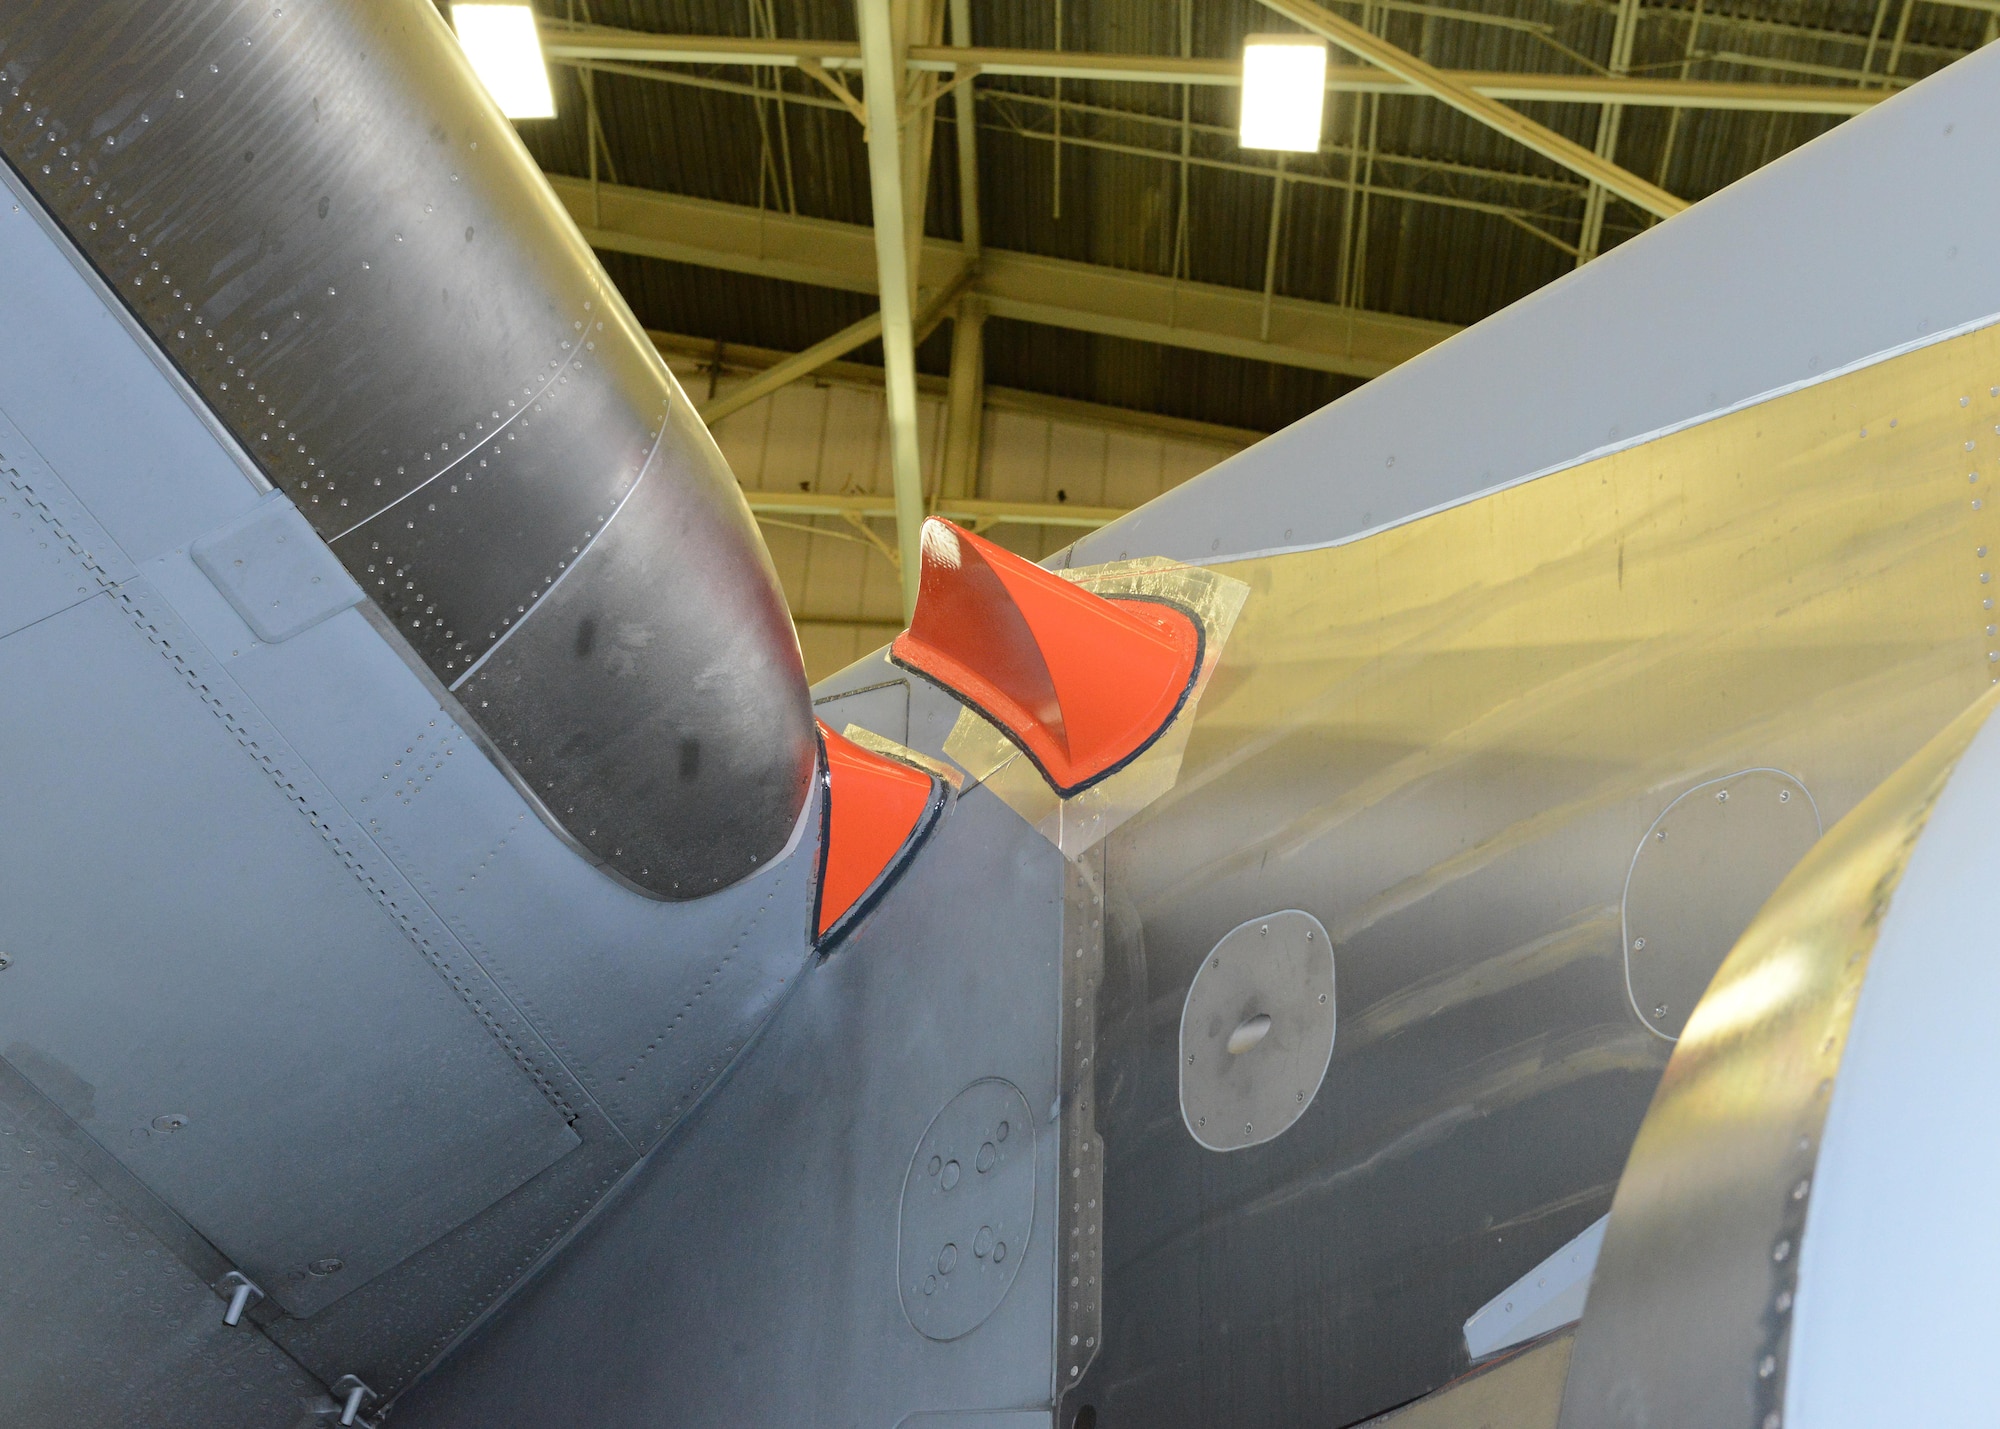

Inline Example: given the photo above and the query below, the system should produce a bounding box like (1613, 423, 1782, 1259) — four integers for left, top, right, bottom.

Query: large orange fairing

(890, 520, 1201, 795)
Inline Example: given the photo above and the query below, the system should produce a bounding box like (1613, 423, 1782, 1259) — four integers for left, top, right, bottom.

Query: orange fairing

(815, 723, 940, 941)
(890, 519, 1202, 796)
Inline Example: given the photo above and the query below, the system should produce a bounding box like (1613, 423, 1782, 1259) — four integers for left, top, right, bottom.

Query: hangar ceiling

(463, 0, 1997, 670)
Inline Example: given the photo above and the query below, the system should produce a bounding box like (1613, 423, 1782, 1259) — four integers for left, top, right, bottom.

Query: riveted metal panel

(394, 786, 1064, 1428)
(0, 1064, 326, 1429)
(0, 169, 263, 563)
(0, 0, 815, 898)
(1071, 313, 1998, 1427)
(1786, 693, 2000, 1428)
(1557, 694, 1997, 1429)
(1463, 1215, 1606, 1360)
(191, 492, 363, 643)
(0, 590, 578, 1318)
(1620, 770, 1821, 1041)
(224, 604, 823, 1153)
(0, 407, 132, 641)
(1177, 910, 1335, 1154)
(0, 129, 825, 1410)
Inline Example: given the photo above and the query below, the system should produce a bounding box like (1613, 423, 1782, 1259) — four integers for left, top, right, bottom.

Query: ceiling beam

(940, 0, 985, 503)
(540, 24, 1888, 115)
(652, 327, 1268, 447)
(1253, 0, 1686, 219)
(745, 490, 1126, 530)
(699, 310, 882, 424)
(855, 0, 927, 619)
(547, 175, 1458, 379)
(696, 266, 971, 424)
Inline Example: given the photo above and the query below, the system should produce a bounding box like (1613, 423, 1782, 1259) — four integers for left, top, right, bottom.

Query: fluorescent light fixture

(1239, 36, 1328, 152)
(452, 4, 556, 120)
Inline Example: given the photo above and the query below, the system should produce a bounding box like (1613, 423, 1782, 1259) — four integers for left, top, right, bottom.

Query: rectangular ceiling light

(1239, 36, 1328, 153)
(452, 4, 556, 120)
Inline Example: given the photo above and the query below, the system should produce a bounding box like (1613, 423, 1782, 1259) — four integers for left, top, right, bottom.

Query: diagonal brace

(1253, 0, 1689, 221)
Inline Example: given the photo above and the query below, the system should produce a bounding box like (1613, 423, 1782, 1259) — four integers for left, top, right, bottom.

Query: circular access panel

(1623, 768, 1821, 1041)
(898, 1078, 1037, 1341)
(1179, 909, 1336, 1152)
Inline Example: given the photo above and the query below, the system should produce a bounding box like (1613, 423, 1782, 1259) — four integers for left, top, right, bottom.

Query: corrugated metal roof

(501, 0, 1994, 433)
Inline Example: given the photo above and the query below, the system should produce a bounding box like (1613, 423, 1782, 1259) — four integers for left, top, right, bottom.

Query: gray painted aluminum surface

(0, 0, 813, 898)
(0, 127, 825, 1416)
(898, 1078, 1040, 1342)
(396, 785, 1066, 1427)
(0, 1060, 327, 1429)
(1071, 44, 2000, 570)
(190, 491, 364, 643)
(1070, 759, 1656, 1427)
(0, 585, 580, 1317)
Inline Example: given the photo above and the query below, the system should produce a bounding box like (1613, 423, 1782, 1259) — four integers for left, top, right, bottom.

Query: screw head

(150, 1113, 189, 1132)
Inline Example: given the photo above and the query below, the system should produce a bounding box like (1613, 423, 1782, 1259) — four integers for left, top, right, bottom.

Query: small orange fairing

(815, 722, 939, 940)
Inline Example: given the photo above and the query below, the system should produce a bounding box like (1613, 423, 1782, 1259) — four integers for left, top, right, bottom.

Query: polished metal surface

(1177, 910, 1335, 1153)
(1785, 691, 2000, 1429)
(1071, 314, 1999, 1426)
(1556, 692, 1997, 1429)
(1621, 769, 1820, 1041)
(0, 0, 813, 898)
